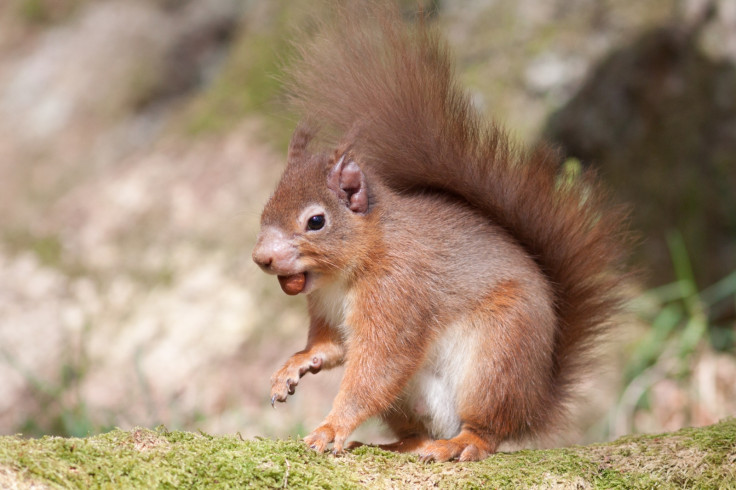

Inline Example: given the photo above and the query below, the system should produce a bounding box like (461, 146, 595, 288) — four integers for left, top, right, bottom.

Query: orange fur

(253, 2, 630, 461)
(269, 314, 345, 406)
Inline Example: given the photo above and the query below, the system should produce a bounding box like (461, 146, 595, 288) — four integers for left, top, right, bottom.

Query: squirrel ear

(327, 154, 369, 214)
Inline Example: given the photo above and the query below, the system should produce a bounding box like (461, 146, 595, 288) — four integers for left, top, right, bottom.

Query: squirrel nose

(252, 249, 273, 269)
(253, 226, 299, 274)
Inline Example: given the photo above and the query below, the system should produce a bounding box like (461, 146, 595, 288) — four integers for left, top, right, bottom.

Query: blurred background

(0, 0, 734, 446)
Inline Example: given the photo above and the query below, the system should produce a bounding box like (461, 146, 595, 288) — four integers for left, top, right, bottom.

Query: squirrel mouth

(277, 273, 307, 295)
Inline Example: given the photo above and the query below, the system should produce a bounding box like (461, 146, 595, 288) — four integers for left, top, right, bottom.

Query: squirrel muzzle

(252, 226, 308, 295)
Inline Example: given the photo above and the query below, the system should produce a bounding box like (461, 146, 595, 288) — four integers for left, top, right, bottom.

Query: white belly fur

(310, 278, 353, 339)
(404, 322, 476, 439)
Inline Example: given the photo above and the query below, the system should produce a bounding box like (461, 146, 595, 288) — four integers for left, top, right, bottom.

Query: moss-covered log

(1, 419, 734, 489)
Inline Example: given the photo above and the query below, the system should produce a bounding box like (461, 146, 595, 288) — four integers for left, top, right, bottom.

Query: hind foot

(345, 436, 430, 453)
(418, 430, 497, 462)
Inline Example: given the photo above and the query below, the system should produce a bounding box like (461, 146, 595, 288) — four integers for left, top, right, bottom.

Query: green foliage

(616, 232, 736, 434)
(1, 420, 734, 488)
(627, 232, 736, 386)
(555, 157, 583, 191)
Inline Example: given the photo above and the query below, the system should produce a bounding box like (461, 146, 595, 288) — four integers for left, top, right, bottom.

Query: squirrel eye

(306, 214, 325, 231)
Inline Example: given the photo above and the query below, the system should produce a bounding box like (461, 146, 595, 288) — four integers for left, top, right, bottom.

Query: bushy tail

(285, 2, 630, 435)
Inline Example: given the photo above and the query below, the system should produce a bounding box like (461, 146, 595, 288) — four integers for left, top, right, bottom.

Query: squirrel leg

(344, 437, 430, 452)
(345, 410, 494, 460)
(377, 406, 497, 461)
(419, 280, 556, 462)
(345, 409, 431, 453)
(346, 436, 430, 454)
(270, 317, 344, 405)
(304, 315, 427, 455)
(303, 362, 410, 455)
(376, 407, 431, 453)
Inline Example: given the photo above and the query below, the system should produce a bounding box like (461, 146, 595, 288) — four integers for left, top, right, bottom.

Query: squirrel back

(255, 2, 630, 460)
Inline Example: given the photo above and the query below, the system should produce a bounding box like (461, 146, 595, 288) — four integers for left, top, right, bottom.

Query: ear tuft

(287, 121, 317, 165)
(327, 154, 369, 214)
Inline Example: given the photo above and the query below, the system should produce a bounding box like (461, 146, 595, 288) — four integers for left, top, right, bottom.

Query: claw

(271, 395, 276, 407)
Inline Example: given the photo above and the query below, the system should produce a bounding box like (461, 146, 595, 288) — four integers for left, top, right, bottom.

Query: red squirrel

(252, 3, 629, 462)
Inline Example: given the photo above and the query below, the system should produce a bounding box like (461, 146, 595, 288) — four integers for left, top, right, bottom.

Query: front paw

(304, 422, 352, 455)
(304, 424, 336, 454)
(270, 354, 323, 405)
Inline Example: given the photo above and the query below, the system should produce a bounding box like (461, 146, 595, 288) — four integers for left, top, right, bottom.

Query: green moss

(1, 420, 734, 488)
(1, 429, 359, 489)
(681, 418, 736, 463)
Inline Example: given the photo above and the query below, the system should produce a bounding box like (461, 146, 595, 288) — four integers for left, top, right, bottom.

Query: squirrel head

(252, 122, 377, 295)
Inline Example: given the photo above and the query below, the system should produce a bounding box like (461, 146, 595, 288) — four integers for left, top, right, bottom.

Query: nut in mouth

(277, 273, 307, 295)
